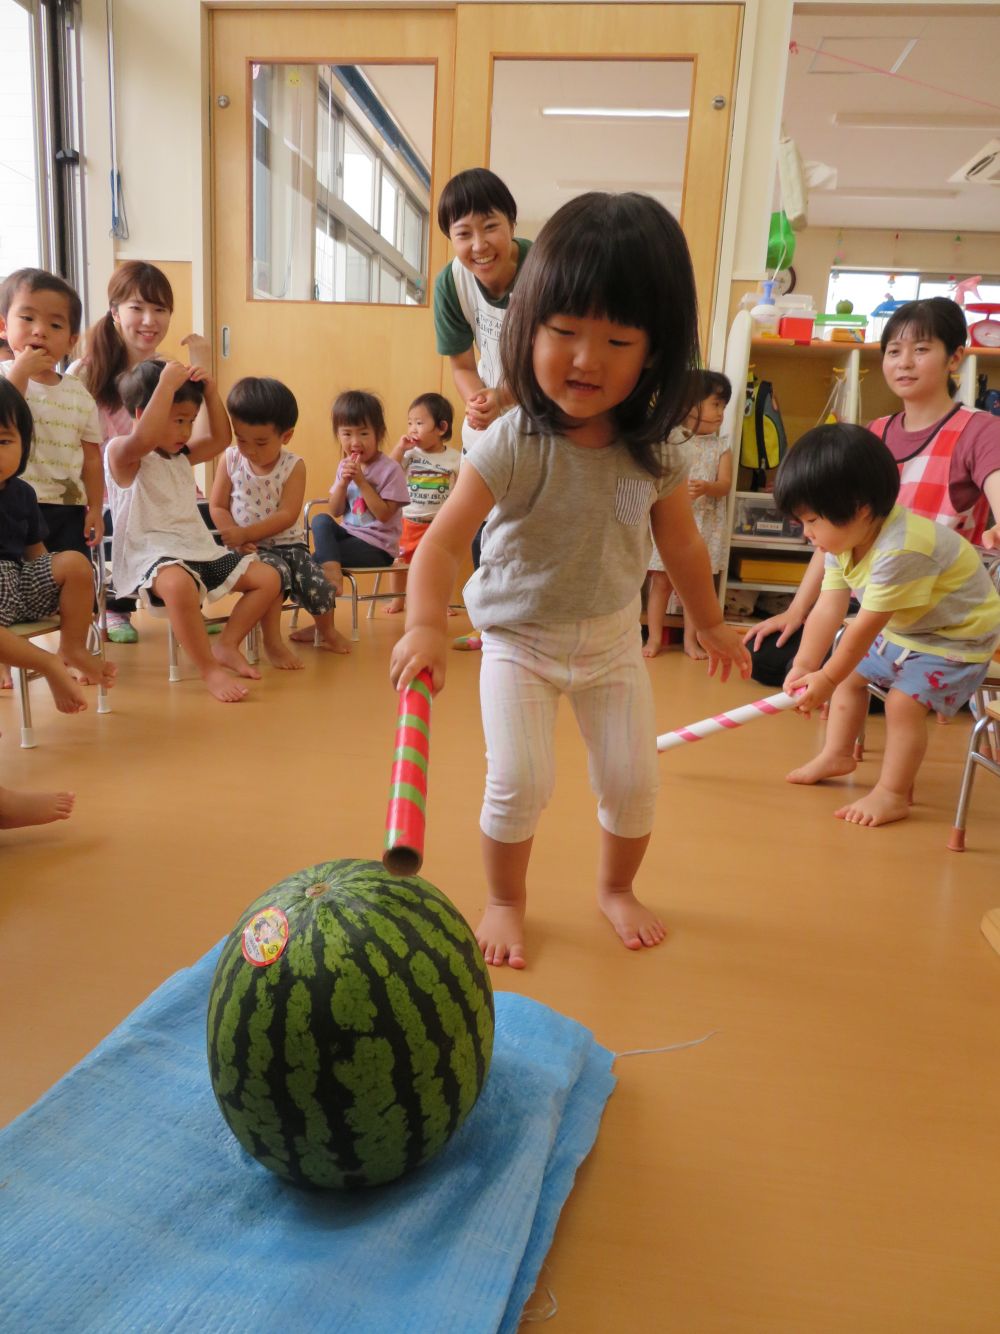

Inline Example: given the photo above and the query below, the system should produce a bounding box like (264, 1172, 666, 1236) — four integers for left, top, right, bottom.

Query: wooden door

(210, 6, 740, 493)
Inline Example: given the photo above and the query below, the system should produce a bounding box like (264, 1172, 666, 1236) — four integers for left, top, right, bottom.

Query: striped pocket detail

(614, 476, 655, 526)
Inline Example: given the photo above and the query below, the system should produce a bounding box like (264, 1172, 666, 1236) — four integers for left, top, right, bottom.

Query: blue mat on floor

(0, 943, 615, 1333)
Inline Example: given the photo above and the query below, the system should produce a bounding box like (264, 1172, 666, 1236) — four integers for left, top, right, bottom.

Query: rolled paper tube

(656, 690, 799, 752)
(383, 668, 433, 875)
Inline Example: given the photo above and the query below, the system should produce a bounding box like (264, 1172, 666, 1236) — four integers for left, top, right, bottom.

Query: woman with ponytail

(73, 262, 210, 641)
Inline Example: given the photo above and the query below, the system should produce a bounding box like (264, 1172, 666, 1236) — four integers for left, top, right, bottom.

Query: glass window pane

(379, 261, 402, 304)
(825, 270, 920, 317)
(0, 0, 40, 272)
(402, 197, 422, 270)
(380, 172, 398, 244)
(345, 235, 371, 302)
(344, 125, 374, 225)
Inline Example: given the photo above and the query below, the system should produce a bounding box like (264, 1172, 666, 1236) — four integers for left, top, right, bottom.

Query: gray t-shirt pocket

(614, 476, 656, 527)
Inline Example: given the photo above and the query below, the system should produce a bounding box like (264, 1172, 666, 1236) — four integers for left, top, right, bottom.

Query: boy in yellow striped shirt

(774, 423, 1000, 827)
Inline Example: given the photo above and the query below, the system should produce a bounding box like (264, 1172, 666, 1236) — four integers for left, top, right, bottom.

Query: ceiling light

(833, 112, 1000, 131)
(541, 106, 689, 119)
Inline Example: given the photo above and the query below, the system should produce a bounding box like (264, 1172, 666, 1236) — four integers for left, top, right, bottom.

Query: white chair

(9, 547, 110, 748)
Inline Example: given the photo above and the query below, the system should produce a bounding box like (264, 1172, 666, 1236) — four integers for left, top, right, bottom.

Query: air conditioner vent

(949, 139, 1000, 186)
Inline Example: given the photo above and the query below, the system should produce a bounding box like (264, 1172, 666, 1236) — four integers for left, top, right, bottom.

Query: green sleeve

(433, 262, 474, 356)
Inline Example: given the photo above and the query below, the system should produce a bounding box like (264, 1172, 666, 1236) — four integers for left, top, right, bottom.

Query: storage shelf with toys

(717, 315, 998, 626)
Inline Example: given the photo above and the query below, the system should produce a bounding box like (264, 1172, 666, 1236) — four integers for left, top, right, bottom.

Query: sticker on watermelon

(241, 907, 289, 967)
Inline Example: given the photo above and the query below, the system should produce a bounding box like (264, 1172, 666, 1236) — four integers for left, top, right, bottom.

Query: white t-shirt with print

(0, 362, 100, 505)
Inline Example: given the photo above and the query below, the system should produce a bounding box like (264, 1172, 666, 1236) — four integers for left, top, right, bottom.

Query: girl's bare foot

(683, 631, 707, 661)
(384, 598, 405, 615)
(211, 642, 262, 679)
(598, 888, 666, 950)
(317, 628, 351, 655)
(263, 637, 304, 670)
(446, 605, 459, 617)
(200, 665, 250, 702)
(44, 662, 88, 713)
(642, 636, 663, 659)
(834, 785, 911, 827)
(786, 752, 858, 784)
(475, 903, 526, 969)
(0, 786, 75, 828)
(63, 653, 117, 688)
(289, 624, 316, 643)
(1, 666, 12, 689)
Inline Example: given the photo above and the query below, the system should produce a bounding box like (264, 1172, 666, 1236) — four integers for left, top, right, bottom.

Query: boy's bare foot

(786, 752, 858, 785)
(263, 638, 304, 670)
(683, 632, 707, 661)
(385, 598, 405, 615)
(1, 667, 11, 689)
(642, 636, 663, 659)
(0, 786, 75, 828)
(447, 605, 459, 617)
(211, 642, 262, 679)
(598, 888, 666, 950)
(45, 662, 88, 713)
(834, 785, 911, 827)
(475, 903, 526, 969)
(62, 653, 117, 688)
(317, 628, 351, 655)
(200, 665, 250, 702)
(289, 624, 315, 643)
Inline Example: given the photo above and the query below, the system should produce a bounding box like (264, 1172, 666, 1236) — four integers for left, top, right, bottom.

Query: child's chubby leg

(0, 625, 86, 714)
(0, 784, 75, 829)
(786, 670, 868, 784)
(385, 565, 407, 616)
(51, 551, 116, 689)
(213, 560, 282, 679)
(153, 565, 249, 703)
(596, 830, 665, 950)
(477, 833, 531, 969)
(835, 688, 928, 827)
(309, 609, 351, 654)
(260, 595, 303, 670)
(683, 609, 708, 661)
(642, 571, 671, 659)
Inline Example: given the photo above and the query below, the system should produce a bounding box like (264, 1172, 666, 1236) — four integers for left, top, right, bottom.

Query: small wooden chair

(8, 548, 110, 748)
(303, 498, 406, 642)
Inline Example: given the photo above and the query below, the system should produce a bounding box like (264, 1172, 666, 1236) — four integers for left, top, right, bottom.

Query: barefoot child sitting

(105, 360, 281, 703)
(386, 392, 461, 615)
(210, 376, 337, 665)
(291, 390, 408, 651)
(391, 192, 750, 968)
(644, 370, 732, 660)
(777, 423, 1000, 827)
(0, 376, 111, 707)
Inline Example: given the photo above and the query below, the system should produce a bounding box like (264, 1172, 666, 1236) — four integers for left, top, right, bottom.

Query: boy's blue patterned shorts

(856, 634, 993, 717)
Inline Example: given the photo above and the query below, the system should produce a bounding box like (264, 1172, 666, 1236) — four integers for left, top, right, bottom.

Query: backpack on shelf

(740, 372, 788, 491)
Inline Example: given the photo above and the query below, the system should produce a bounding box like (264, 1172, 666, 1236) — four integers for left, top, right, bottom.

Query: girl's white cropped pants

(478, 599, 659, 844)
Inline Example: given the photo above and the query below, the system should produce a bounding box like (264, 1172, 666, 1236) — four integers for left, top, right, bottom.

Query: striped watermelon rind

(207, 859, 494, 1189)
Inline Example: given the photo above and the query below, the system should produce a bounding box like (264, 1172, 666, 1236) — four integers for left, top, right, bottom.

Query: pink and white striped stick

(656, 690, 799, 752)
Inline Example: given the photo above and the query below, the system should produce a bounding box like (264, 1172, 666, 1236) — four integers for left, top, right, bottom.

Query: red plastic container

(778, 314, 815, 344)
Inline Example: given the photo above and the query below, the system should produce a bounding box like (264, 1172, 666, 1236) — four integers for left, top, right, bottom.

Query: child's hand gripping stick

(383, 669, 433, 875)
(656, 690, 799, 752)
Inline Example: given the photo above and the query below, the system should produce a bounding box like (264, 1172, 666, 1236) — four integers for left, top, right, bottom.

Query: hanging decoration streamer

(788, 40, 1000, 115)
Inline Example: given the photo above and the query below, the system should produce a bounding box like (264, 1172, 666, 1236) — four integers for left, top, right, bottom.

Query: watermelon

(207, 859, 494, 1189)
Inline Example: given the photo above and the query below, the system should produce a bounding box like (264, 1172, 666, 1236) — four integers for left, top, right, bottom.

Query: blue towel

(0, 943, 615, 1333)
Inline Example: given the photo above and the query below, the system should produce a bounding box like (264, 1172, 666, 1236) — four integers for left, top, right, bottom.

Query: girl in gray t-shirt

(391, 192, 750, 969)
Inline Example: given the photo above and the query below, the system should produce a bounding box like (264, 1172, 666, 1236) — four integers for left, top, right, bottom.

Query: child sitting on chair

(386, 392, 462, 615)
(210, 376, 341, 661)
(105, 360, 281, 703)
(291, 390, 408, 648)
(777, 423, 1000, 827)
(0, 377, 111, 713)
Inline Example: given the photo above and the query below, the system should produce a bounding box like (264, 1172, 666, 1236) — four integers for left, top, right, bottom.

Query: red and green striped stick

(383, 669, 433, 876)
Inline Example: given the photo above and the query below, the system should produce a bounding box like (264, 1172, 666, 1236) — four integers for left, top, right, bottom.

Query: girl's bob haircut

(880, 296, 967, 356)
(773, 423, 900, 526)
(331, 390, 387, 445)
(0, 377, 34, 477)
(499, 192, 699, 474)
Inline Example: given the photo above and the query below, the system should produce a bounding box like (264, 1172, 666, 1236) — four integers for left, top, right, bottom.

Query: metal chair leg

(947, 711, 996, 851)
(167, 625, 182, 681)
(367, 571, 383, 621)
(343, 572, 360, 641)
(12, 666, 35, 748)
